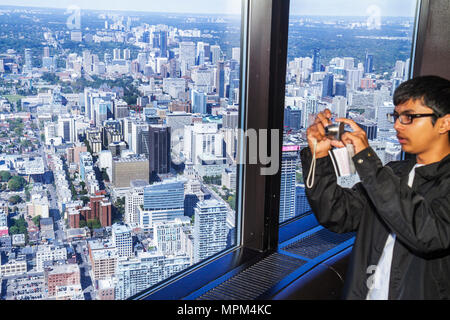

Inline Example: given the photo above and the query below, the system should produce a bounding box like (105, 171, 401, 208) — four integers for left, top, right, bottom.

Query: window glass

(279, 0, 418, 224)
(0, 0, 242, 300)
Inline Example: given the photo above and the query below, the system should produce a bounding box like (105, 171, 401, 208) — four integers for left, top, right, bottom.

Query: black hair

(393, 75, 450, 121)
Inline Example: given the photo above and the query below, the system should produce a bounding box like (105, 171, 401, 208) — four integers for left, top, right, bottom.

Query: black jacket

(300, 146, 450, 300)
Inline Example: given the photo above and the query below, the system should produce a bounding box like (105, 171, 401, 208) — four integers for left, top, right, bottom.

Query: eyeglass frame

(386, 112, 437, 125)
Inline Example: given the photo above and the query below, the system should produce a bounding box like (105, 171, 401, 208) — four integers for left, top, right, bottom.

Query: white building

(193, 199, 228, 263)
(36, 245, 68, 272)
(112, 224, 133, 258)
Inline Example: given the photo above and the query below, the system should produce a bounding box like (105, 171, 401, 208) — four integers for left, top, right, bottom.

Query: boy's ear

(438, 114, 450, 134)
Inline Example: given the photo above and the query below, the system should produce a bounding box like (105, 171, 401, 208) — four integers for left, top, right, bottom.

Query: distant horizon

(0, 0, 417, 17)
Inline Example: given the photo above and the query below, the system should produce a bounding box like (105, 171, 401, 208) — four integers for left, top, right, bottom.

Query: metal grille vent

(196, 252, 306, 300)
(281, 228, 355, 259)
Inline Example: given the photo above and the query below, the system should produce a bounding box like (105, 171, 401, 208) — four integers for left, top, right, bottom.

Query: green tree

(8, 195, 23, 205)
(8, 176, 26, 191)
(0, 171, 11, 182)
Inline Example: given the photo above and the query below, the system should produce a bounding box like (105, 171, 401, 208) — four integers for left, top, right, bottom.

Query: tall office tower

(130, 120, 149, 154)
(391, 77, 403, 95)
(193, 199, 228, 263)
(79, 152, 94, 181)
(191, 89, 207, 114)
(312, 48, 321, 73)
(220, 108, 239, 129)
(279, 150, 297, 223)
(125, 181, 148, 225)
(343, 57, 355, 70)
(113, 48, 121, 60)
(364, 50, 374, 74)
(332, 96, 347, 118)
(24, 48, 32, 73)
(113, 100, 128, 118)
(403, 58, 410, 81)
(335, 80, 347, 97)
(191, 66, 214, 93)
(148, 125, 171, 177)
(210, 45, 221, 65)
(183, 122, 223, 163)
(123, 48, 131, 60)
(140, 179, 185, 230)
(94, 99, 113, 127)
(295, 184, 311, 217)
(346, 68, 363, 90)
(179, 41, 196, 75)
(357, 121, 378, 140)
(322, 73, 334, 98)
(216, 61, 225, 98)
(302, 96, 318, 129)
(112, 224, 133, 258)
(284, 106, 302, 130)
(58, 116, 76, 143)
(159, 30, 168, 58)
(394, 60, 406, 78)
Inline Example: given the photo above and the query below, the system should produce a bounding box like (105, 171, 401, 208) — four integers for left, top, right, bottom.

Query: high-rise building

(312, 48, 321, 73)
(24, 48, 32, 73)
(322, 73, 334, 98)
(357, 121, 378, 140)
(279, 150, 297, 223)
(302, 96, 318, 129)
(216, 61, 225, 98)
(111, 155, 149, 188)
(148, 125, 171, 177)
(57, 116, 76, 143)
(364, 50, 374, 74)
(191, 89, 207, 114)
(139, 178, 185, 231)
(112, 224, 133, 257)
(335, 80, 347, 97)
(193, 199, 228, 263)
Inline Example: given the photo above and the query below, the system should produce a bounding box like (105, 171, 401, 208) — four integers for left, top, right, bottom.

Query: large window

(0, 0, 243, 300)
(279, 0, 419, 224)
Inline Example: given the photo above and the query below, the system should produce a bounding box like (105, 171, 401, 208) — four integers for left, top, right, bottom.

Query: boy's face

(394, 99, 441, 155)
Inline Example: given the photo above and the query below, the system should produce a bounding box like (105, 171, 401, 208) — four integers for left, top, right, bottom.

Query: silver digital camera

(324, 122, 345, 141)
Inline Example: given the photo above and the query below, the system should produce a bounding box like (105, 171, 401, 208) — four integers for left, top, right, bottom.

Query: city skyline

(0, 0, 417, 17)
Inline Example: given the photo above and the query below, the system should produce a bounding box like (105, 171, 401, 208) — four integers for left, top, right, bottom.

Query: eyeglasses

(386, 112, 436, 125)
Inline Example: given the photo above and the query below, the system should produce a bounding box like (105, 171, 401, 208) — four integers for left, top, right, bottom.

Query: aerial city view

(0, 1, 415, 300)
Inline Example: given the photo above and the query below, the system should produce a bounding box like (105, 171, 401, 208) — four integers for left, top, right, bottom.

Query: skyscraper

(279, 150, 297, 223)
(312, 48, 321, 73)
(112, 224, 133, 258)
(193, 199, 228, 263)
(148, 125, 171, 178)
(191, 89, 207, 114)
(364, 50, 374, 74)
(322, 73, 334, 98)
(216, 61, 225, 98)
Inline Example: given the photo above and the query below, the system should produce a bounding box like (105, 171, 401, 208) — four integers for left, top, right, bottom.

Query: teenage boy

(300, 75, 450, 299)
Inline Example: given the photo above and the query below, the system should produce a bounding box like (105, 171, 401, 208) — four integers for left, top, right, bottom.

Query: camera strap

(306, 138, 317, 188)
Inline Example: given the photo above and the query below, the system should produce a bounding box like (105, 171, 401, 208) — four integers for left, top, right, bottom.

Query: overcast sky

(0, 0, 417, 16)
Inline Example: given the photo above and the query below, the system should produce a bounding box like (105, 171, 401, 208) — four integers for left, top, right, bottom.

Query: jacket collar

(415, 152, 450, 181)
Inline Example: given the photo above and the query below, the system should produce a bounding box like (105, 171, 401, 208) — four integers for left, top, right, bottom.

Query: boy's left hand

(334, 118, 370, 155)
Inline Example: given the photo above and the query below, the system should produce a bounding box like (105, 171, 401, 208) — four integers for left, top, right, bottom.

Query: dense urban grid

(0, 5, 414, 300)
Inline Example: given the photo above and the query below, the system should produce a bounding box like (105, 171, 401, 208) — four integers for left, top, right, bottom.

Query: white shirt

(366, 163, 424, 300)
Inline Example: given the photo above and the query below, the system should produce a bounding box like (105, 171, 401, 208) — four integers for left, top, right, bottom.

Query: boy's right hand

(306, 109, 344, 158)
